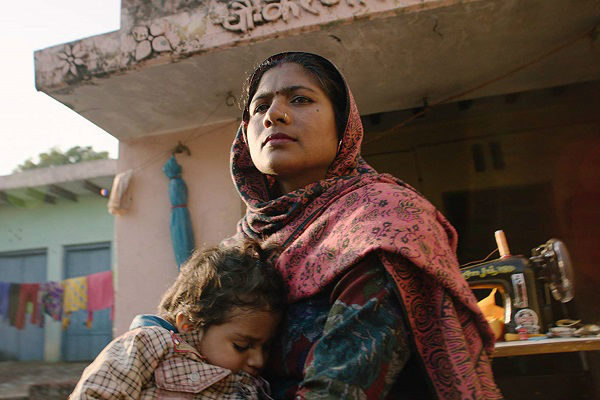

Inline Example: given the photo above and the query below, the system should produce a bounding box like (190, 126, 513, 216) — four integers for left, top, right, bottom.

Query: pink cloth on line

(86, 271, 114, 325)
(15, 283, 40, 329)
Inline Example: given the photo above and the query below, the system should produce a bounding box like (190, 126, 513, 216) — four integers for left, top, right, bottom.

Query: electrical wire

(129, 100, 227, 173)
(460, 248, 499, 269)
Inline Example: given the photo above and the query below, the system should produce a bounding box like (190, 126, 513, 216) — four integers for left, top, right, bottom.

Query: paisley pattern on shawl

(228, 57, 501, 399)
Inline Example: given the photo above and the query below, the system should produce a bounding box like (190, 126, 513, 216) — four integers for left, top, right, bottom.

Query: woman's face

(246, 63, 339, 193)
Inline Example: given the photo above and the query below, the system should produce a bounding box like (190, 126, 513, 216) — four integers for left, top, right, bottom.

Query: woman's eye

(233, 343, 250, 352)
(253, 104, 269, 114)
(291, 96, 312, 104)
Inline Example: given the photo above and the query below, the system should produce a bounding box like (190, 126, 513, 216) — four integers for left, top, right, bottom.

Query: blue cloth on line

(0, 282, 10, 320)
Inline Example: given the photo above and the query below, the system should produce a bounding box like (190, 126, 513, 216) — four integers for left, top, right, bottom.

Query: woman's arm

(295, 258, 410, 400)
(70, 327, 169, 399)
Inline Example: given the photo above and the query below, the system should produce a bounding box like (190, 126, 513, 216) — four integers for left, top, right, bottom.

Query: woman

(228, 52, 501, 399)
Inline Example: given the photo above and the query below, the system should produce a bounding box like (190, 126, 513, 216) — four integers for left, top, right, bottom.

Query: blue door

(62, 242, 113, 361)
(0, 250, 46, 361)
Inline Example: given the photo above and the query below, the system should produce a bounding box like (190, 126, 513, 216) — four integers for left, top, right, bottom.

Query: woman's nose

(264, 103, 289, 128)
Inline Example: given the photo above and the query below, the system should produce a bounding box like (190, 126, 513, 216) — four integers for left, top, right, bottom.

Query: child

(70, 241, 286, 399)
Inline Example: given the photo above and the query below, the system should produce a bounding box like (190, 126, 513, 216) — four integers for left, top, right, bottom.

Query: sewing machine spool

(495, 230, 511, 258)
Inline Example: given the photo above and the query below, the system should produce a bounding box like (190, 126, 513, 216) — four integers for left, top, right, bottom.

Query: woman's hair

(241, 52, 348, 138)
(158, 241, 286, 329)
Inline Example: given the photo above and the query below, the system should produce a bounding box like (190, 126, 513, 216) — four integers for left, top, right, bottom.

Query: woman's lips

(264, 133, 296, 146)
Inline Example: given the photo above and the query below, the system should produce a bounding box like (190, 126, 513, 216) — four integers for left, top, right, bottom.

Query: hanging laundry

(0, 282, 10, 321)
(86, 270, 114, 328)
(8, 284, 21, 326)
(37, 282, 64, 323)
(15, 283, 40, 329)
(62, 277, 87, 330)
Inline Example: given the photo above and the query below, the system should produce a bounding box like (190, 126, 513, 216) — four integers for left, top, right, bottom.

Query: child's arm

(70, 327, 171, 399)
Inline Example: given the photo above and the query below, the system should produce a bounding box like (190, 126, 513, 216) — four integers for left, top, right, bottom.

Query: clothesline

(0, 270, 114, 331)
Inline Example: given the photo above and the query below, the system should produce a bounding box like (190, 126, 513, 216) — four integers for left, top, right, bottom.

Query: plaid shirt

(70, 326, 272, 399)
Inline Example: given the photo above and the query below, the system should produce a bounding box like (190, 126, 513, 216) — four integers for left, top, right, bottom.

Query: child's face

(198, 307, 280, 376)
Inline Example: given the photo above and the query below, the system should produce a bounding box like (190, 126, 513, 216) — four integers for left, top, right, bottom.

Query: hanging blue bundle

(163, 155, 195, 270)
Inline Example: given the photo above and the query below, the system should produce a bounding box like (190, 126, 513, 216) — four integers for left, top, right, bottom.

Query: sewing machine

(461, 231, 574, 334)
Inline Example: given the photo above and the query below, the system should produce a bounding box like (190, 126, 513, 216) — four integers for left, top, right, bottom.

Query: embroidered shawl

(228, 57, 501, 399)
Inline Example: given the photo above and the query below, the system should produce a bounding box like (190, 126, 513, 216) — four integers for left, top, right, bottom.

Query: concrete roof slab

(0, 159, 117, 192)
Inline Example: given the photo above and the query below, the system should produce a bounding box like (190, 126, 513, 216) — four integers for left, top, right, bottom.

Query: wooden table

(493, 336, 600, 357)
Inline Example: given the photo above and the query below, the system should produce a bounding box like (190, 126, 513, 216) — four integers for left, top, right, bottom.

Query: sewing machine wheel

(532, 239, 575, 303)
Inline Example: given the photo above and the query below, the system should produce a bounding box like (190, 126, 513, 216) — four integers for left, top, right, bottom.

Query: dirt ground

(0, 361, 88, 399)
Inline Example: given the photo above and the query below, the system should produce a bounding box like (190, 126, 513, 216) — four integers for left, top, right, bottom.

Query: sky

(1, 1, 122, 176)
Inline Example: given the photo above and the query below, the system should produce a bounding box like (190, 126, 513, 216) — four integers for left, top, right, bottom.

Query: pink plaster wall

(114, 121, 242, 335)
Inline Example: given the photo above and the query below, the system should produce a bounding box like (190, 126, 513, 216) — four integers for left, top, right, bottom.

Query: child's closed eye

(233, 342, 250, 352)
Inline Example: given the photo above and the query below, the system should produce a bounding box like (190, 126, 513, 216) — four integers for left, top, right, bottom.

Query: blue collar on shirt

(129, 314, 178, 332)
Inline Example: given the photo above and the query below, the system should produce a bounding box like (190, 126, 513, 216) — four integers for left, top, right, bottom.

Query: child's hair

(158, 240, 286, 329)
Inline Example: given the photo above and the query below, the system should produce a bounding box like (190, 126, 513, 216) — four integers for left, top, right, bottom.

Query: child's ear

(175, 313, 193, 333)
